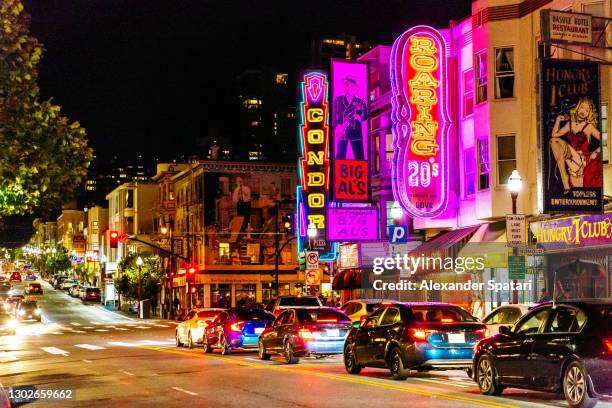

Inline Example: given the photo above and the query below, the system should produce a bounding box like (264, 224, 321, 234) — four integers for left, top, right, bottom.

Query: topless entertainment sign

(539, 59, 602, 213)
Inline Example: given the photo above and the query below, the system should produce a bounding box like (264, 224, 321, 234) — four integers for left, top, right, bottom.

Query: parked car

(0, 311, 17, 335)
(9, 272, 21, 283)
(265, 295, 323, 317)
(60, 279, 78, 290)
(343, 303, 487, 380)
(473, 300, 612, 408)
(26, 282, 43, 295)
(340, 299, 400, 324)
(258, 307, 351, 364)
(24, 274, 36, 281)
(481, 304, 531, 335)
(175, 308, 225, 348)
(15, 300, 41, 322)
(54, 276, 68, 289)
(203, 308, 275, 354)
(4, 295, 24, 315)
(82, 287, 101, 303)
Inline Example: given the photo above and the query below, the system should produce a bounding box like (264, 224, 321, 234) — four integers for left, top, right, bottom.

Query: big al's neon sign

(297, 71, 334, 258)
(390, 26, 451, 218)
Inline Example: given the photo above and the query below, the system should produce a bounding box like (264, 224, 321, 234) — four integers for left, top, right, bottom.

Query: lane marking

(411, 377, 470, 388)
(171, 387, 198, 396)
(108, 341, 135, 347)
(138, 346, 516, 408)
(82, 359, 93, 363)
(70, 322, 82, 326)
(0, 355, 18, 362)
(83, 326, 94, 329)
(75, 344, 106, 350)
(41, 347, 69, 356)
(153, 324, 169, 327)
(115, 328, 129, 331)
(139, 340, 173, 345)
(119, 370, 135, 376)
(71, 330, 86, 334)
(95, 329, 109, 332)
(136, 326, 150, 329)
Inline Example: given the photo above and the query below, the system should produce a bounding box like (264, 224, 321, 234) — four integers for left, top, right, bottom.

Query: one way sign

(305, 251, 319, 271)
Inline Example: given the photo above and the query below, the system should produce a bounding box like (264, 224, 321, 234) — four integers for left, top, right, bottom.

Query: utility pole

(274, 202, 280, 296)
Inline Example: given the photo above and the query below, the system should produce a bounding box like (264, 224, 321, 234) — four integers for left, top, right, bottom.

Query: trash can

(105, 300, 115, 311)
(139, 299, 150, 319)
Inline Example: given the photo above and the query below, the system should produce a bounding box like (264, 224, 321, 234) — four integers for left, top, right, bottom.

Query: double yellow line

(138, 346, 517, 408)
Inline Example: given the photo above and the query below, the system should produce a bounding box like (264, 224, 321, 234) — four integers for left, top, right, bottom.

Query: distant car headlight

(7, 318, 17, 328)
(18, 310, 25, 316)
(34, 309, 40, 315)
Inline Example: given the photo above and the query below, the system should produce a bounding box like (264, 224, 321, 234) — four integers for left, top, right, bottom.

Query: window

(235, 284, 256, 308)
(483, 309, 503, 324)
(475, 51, 487, 104)
(501, 307, 522, 325)
(385, 133, 394, 174)
(368, 307, 386, 325)
(515, 307, 550, 335)
(497, 135, 516, 185)
(602, 103, 609, 164)
(375, 135, 380, 173)
(281, 178, 291, 196)
(125, 189, 134, 209)
(219, 243, 230, 264)
(462, 69, 474, 117)
(464, 148, 476, 197)
(546, 307, 586, 333)
(477, 139, 490, 190)
(494, 48, 515, 99)
(385, 201, 395, 232)
(380, 308, 400, 325)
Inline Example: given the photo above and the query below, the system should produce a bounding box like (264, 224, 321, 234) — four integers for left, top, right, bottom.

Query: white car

(340, 299, 400, 324)
(481, 304, 531, 335)
(175, 308, 225, 348)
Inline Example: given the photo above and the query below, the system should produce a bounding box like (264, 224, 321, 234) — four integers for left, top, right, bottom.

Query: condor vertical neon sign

(390, 26, 451, 218)
(297, 71, 333, 257)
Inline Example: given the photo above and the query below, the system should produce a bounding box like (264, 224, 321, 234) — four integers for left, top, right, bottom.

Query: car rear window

(86, 288, 100, 293)
(197, 311, 220, 319)
(298, 309, 351, 323)
(21, 302, 37, 309)
(278, 297, 320, 307)
(30, 283, 41, 288)
(232, 309, 272, 320)
(410, 306, 478, 323)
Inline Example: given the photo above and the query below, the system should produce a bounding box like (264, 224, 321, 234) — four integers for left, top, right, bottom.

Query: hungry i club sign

(390, 26, 451, 218)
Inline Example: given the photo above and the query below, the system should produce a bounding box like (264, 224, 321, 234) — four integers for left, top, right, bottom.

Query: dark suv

(344, 302, 486, 380)
(473, 300, 612, 408)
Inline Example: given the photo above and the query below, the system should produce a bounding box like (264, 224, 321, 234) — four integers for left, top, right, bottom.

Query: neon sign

(390, 26, 451, 218)
(297, 71, 335, 259)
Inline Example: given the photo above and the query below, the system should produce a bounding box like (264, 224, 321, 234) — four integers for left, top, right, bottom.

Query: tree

(0, 0, 92, 217)
(45, 246, 71, 275)
(115, 253, 162, 301)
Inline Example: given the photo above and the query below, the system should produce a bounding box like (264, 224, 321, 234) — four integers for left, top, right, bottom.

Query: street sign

(173, 240, 183, 255)
(305, 269, 320, 286)
(518, 245, 545, 256)
(388, 225, 408, 243)
(305, 251, 319, 271)
(506, 214, 526, 244)
(508, 255, 526, 280)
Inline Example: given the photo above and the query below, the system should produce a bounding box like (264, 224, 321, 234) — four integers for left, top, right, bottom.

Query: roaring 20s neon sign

(390, 26, 450, 218)
(297, 71, 331, 254)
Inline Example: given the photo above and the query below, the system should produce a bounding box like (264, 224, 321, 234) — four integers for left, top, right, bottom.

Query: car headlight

(19, 310, 24, 316)
(34, 309, 40, 315)
(7, 319, 17, 328)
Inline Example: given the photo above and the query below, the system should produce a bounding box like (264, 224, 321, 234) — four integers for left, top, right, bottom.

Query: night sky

(23, 0, 471, 166)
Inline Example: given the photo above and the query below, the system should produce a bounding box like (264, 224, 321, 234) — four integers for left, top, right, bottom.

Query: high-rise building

(309, 34, 372, 68)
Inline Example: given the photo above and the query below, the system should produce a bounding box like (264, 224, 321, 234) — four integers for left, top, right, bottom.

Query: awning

(458, 221, 509, 268)
(409, 225, 480, 259)
(332, 269, 365, 290)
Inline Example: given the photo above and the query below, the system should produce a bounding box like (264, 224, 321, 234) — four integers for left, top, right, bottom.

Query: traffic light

(109, 230, 119, 249)
(187, 265, 196, 282)
(281, 214, 294, 234)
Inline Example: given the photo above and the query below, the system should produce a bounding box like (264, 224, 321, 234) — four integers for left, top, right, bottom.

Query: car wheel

(563, 360, 597, 408)
(220, 335, 232, 355)
(388, 347, 407, 380)
(187, 332, 194, 349)
(284, 340, 299, 364)
(258, 339, 271, 360)
(203, 335, 212, 353)
(476, 354, 503, 396)
(175, 331, 182, 347)
(343, 345, 361, 374)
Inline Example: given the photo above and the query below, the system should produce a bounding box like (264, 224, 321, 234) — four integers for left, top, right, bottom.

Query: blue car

(343, 303, 488, 379)
(258, 307, 352, 364)
(203, 308, 274, 354)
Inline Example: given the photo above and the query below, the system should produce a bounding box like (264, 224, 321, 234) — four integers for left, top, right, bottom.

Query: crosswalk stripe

(41, 347, 69, 356)
(95, 329, 109, 332)
(115, 327, 128, 331)
(119, 370, 135, 376)
(153, 324, 169, 327)
(172, 387, 197, 396)
(70, 322, 82, 326)
(108, 341, 135, 347)
(0, 355, 18, 362)
(75, 344, 106, 350)
(83, 326, 94, 329)
(71, 330, 86, 334)
(136, 326, 150, 329)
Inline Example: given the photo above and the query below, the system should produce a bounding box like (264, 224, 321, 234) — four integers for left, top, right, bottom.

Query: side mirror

(351, 321, 361, 329)
(499, 325, 511, 336)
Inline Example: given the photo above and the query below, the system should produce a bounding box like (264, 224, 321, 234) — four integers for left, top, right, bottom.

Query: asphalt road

(1, 281, 611, 408)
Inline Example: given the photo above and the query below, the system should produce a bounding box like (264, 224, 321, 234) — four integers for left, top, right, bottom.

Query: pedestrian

(538, 288, 551, 303)
(173, 295, 180, 318)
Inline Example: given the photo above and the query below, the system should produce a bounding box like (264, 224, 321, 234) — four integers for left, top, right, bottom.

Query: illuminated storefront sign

(327, 208, 378, 241)
(530, 212, 612, 250)
(330, 60, 370, 202)
(390, 25, 451, 218)
(297, 71, 335, 259)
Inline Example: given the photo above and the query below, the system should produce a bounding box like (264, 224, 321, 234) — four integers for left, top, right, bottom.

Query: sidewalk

(93, 304, 177, 323)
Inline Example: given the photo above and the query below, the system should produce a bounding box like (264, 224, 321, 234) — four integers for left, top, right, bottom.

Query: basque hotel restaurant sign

(390, 26, 451, 218)
(330, 60, 370, 202)
(541, 10, 593, 46)
(539, 59, 602, 213)
(297, 71, 333, 258)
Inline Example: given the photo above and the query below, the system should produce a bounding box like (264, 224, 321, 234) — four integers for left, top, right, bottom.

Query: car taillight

(230, 321, 244, 332)
(476, 328, 490, 338)
(409, 328, 439, 341)
(298, 329, 314, 340)
(441, 318, 454, 323)
(603, 338, 612, 353)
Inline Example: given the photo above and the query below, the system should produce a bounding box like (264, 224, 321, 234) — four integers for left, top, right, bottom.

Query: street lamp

(391, 201, 403, 223)
(307, 222, 317, 250)
(160, 225, 168, 235)
(507, 170, 522, 214)
(136, 256, 144, 303)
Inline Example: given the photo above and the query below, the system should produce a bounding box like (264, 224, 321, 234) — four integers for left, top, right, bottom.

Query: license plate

(326, 329, 339, 337)
(254, 327, 264, 334)
(447, 333, 465, 343)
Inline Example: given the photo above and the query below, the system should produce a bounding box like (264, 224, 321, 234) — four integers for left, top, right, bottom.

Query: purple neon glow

(327, 208, 378, 241)
(389, 25, 451, 218)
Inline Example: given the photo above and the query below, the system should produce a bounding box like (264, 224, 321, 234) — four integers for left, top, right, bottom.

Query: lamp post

(136, 256, 144, 303)
(307, 222, 317, 251)
(507, 170, 523, 304)
(160, 218, 174, 318)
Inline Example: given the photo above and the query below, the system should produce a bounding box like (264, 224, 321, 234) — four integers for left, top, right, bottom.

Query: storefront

(529, 212, 612, 301)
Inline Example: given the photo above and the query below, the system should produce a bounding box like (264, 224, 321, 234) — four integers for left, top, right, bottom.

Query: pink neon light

(390, 26, 451, 218)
